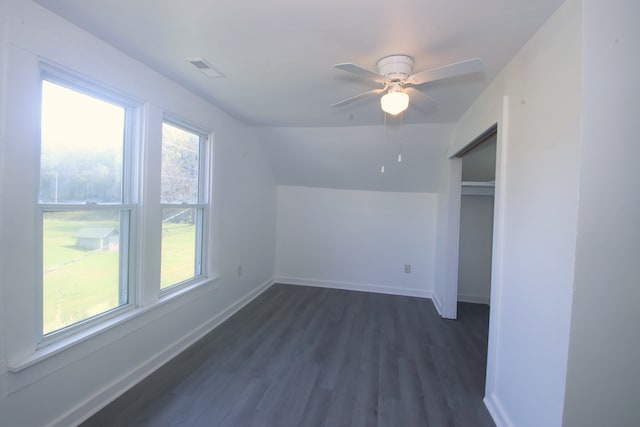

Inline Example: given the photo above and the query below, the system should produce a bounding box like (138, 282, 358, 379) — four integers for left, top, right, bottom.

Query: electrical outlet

(237, 265, 243, 277)
(404, 264, 411, 274)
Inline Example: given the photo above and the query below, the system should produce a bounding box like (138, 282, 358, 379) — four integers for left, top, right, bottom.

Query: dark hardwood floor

(82, 284, 494, 427)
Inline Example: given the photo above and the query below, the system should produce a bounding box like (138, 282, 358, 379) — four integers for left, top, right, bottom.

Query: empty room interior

(0, 0, 638, 426)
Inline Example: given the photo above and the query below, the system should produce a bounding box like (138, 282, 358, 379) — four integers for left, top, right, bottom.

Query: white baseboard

(458, 293, 490, 304)
(54, 279, 274, 427)
(275, 276, 433, 300)
(484, 394, 513, 427)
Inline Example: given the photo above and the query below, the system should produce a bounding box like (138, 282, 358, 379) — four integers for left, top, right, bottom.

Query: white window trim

(37, 65, 141, 346)
(36, 205, 138, 347)
(9, 273, 222, 372)
(159, 115, 212, 295)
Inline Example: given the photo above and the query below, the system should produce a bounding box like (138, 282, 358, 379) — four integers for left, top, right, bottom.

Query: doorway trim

(438, 95, 509, 424)
(440, 122, 499, 320)
(483, 96, 509, 422)
(441, 98, 510, 425)
(439, 157, 462, 319)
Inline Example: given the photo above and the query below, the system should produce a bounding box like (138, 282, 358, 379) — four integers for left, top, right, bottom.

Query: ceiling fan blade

(331, 88, 385, 108)
(334, 63, 387, 83)
(406, 87, 439, 113)
(407, 58, 484, 86)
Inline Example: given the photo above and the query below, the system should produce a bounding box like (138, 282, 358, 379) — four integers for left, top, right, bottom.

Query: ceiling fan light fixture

(380, 90, 409, 115)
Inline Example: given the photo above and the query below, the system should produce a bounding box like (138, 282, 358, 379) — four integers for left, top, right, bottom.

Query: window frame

(36, 66, 141, 346)
(159, 115, 211, 295)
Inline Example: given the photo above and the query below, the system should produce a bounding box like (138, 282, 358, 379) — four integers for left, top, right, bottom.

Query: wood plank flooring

(82, 284, 494, 426)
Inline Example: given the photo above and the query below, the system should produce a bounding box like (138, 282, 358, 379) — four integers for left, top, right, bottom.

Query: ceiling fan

(332, 55, 484, 115)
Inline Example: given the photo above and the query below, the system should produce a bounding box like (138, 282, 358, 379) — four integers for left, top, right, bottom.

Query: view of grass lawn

(161, 221, 197, 288)
(43, 216, 196, 334)
(43, 216, 121, 334)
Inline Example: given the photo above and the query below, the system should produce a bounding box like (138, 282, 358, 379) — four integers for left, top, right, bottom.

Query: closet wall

(457, 135, 496, 304)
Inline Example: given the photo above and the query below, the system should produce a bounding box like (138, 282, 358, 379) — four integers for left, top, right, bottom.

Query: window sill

(8, 274, 221, 373)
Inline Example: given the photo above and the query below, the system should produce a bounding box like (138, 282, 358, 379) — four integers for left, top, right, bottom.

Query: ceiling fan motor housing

(376, 55, 415, 80)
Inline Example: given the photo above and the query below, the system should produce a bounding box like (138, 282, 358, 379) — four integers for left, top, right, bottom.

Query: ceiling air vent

(185, 57, 225, 79)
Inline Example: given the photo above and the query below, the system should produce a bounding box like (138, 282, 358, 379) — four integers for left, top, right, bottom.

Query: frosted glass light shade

(380, 91, 409, 115)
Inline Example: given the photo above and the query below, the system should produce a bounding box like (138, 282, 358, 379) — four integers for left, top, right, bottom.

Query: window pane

(43, 210, 127, 334)
(160, 207, 200, 288)
(40, 81, 125, 204)
(161, 123, 200, 204)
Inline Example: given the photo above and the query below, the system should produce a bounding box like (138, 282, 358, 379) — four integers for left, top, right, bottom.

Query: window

(160, 121, 208, 290)
(39, 76, 136, 337)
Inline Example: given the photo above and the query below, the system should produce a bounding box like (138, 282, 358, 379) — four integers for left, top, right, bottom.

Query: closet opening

(456, 126, 497, 306)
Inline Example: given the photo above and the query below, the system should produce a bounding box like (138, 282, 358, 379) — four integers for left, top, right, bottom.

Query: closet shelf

(461, 180, 495, 187)
(461, 181, 495, 196)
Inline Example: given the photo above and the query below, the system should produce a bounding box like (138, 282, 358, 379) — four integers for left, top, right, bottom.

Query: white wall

(275, 186, 437, 298)
(562, 1, 640, 425)
(450, 0, 582, 425)
(0, 2, 276, 426)
(457, 195, 493, 304)
(461, 134, 496, 182)
(0, 0, 9, 403)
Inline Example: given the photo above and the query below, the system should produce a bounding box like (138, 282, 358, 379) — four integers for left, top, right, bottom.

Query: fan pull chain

(381, 112, 387, 173)
(398, 112, 403, 163)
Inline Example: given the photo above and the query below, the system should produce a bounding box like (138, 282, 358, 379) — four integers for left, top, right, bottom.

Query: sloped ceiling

(34, 0, 566, 127)
(257, 124, 454, 192)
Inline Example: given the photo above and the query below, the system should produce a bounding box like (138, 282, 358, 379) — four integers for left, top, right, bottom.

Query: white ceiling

(34, 0, 566, 127)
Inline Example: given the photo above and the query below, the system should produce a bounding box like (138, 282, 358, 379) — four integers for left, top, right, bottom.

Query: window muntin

(160, 121, 207, 290)
(39, 77, 135, 337)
